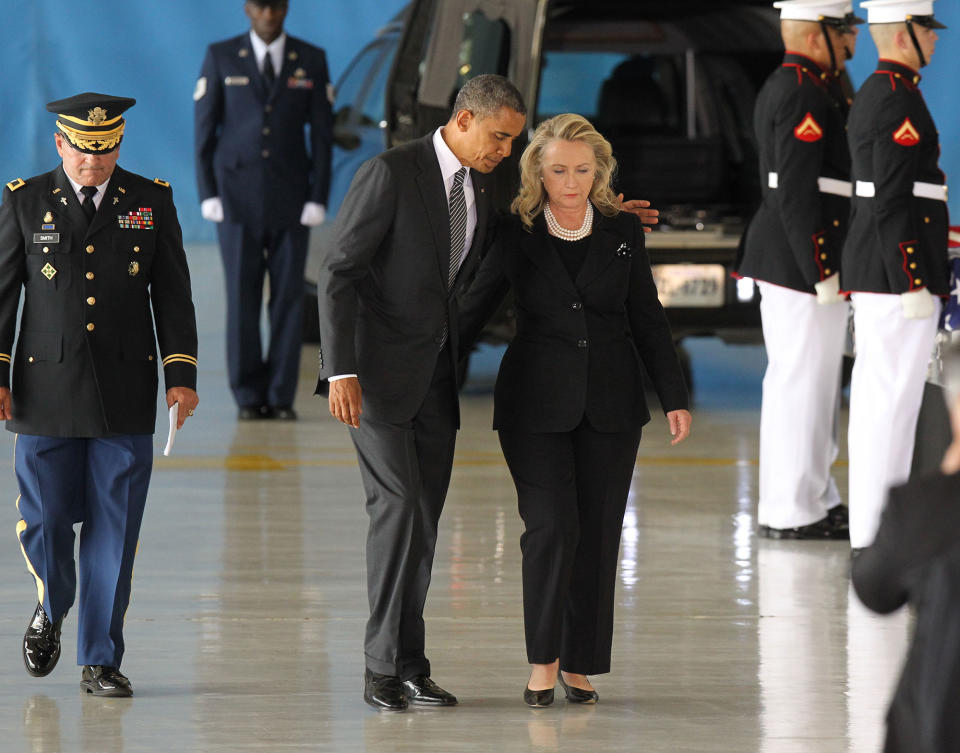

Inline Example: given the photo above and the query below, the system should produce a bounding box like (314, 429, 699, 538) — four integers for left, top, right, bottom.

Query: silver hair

(452, 74, 526, 121)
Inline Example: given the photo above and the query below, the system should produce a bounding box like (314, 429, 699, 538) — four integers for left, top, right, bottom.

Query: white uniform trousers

(757, 282, 848, 529)
(847, 292, 941, 548)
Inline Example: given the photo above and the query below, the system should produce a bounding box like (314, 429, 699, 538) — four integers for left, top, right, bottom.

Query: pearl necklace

(544, 201, 593, 241)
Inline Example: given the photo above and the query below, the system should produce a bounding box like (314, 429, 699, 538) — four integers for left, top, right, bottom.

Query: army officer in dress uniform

(194, 0, 333, 420)
(738, 0, 862, 540)
(842, 0, 949, 550)
(0, 93, 199, 697)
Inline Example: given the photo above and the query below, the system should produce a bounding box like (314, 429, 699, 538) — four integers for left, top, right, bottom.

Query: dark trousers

(217, 221, 309, 409)
(499, 419, 641, 675)
(15, 434, 153, 667)
(350, 350, 458, 679)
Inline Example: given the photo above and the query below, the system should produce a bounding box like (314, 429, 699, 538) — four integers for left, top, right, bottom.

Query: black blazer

(459, 210, 688, 433)
(852, 472, 960, 753)
(314, 133, 492, 424)
(0, 166, 198, 437)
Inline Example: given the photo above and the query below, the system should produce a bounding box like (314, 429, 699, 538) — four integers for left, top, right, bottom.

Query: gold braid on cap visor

(55, 115, 125, 152)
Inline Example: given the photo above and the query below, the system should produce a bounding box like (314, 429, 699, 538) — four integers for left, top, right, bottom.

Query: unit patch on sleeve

(117, 208, 154, 230)
(793, 112, 823, 142)
(892, 118, 920, 146)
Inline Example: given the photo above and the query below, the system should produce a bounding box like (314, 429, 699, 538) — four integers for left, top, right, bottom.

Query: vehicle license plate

(651, 264, 726, 307)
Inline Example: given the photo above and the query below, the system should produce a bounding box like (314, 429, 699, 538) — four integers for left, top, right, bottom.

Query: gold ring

(187, 409, 195, 416)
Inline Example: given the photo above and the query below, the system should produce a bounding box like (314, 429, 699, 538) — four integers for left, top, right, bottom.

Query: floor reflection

(758, 542, 849, 752)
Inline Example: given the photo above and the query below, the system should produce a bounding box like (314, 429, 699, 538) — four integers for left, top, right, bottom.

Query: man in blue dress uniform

(0, 93, 199, 696)
(194, 0, 333, 420)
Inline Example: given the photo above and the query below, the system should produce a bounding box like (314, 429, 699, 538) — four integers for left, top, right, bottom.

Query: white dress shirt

(64, 173, 111, 209)
(249, 31, 286, 78)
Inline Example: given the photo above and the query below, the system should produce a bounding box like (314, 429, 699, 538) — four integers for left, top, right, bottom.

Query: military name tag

(33, 233, 59, 244)
(225, 76, 250, 86)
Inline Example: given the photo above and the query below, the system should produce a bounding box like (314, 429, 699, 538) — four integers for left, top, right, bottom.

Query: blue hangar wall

(0, 1, 956, 242)
(0, 0, 407, 242)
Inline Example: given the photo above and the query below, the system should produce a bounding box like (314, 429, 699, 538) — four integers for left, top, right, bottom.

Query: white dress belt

(855, 180, 948, 202)
(767, 172, 852, 197)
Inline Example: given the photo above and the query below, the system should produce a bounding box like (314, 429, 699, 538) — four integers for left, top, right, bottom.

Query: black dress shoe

(364, 669, 408, 711)
(758, 515, 849, 540)
(80, 666, 133, 697)
(827, 504, 849, 527)
(558, 672, 599, 704)
(237, 405, 271, 420)
(401, 675, 458, 706)
(523, 685, 555, 708)
(271, 406, 297, 421)
(23, 604, 64, 677)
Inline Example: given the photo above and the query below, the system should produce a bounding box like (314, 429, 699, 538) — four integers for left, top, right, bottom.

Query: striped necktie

(448, 167, 467, 289)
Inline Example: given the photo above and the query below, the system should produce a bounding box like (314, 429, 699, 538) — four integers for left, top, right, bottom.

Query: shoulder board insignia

(794, 112, 823, 143)
(893, 118, 920, 146)
(6, 178, 25, 192)
(154, 178, 170, 187)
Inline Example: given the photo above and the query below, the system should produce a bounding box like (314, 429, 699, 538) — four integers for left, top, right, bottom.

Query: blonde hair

(511, 113, 620, 230)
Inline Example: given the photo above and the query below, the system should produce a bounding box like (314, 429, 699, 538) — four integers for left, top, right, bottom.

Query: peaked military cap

(774, 0, 861, 30)
(860, 0, 947, 28)
(46, 92, 136, 154)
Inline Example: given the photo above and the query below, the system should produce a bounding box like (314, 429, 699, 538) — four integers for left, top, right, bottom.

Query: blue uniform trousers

(217, 221, 309, 410)
(15, 434, 153, 667)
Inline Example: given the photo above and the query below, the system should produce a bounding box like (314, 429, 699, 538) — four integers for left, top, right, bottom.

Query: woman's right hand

(667, 409, 692, 445)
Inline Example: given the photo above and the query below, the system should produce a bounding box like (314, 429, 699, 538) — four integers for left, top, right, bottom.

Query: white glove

(200, 196, 224, 223)
(901, 287, 935, 319)
(814, 274, 844, 305)
(300, 202, 326, 227)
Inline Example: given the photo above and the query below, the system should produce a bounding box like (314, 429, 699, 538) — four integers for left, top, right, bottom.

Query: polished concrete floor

(0, 247, 909, 752)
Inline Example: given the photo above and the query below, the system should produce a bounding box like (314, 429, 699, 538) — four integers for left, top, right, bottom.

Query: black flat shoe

(523, 686, 555, 707)
(827, 504, 849, 527)
(758, 515, 849, 540)
(402, 675, 457, 706)
(364, 669, 408, 711)
(23, 604, 64, 677)
(558, 672, 599, 704)
(80, 666, 133, 697)
(237, 405, 271, 420)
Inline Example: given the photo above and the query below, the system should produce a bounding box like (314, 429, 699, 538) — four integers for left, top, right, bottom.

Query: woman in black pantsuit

(460, 114, 691, 706)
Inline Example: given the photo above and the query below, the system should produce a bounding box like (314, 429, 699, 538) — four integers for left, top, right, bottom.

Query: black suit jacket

(314, 133, 492, 424)
(852, 472, 960, 753)
(194, 33, 333, 229)
(459, 211, 688, 433)
(0, 166, 198, 437)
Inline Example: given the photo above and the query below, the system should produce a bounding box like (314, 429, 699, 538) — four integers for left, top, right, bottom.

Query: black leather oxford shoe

(401, 675, 458, 706)
(238, 405, 272, 420)
(23, 604, 64, 677)
(80, 666, 133, 697)
(364, 669, 408, 711)
(827, 504, 849, 527)
(271, 406, 297, 421)
(558, 672, 598, 704)
(759, 515, 849, 540)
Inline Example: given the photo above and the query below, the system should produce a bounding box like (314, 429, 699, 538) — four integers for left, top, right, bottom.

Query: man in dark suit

(315, 74, 527, 711)
(195, 0, 332, 420)
(0, 92, 199, 697)
(852, 338, 960, 753)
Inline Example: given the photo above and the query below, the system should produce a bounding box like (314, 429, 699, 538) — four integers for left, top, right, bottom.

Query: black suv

(306, 0, 784, 344)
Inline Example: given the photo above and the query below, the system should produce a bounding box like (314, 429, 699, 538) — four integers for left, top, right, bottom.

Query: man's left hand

(618, 195, 659, 233)
(0, 387, 10, 421)
(167, 387, 199, 430)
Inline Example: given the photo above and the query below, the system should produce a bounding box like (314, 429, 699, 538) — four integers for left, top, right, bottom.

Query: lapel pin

(128, 261, 140, 277)
(288, 51, 297, 60)
(52, 187, 61, 195)
(118, 187, 126, 194)
(239, 48, 249, 58)
(60, 197, 68, 206)
(113, 197, 119, 205)
(43, 211, 53, 223)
